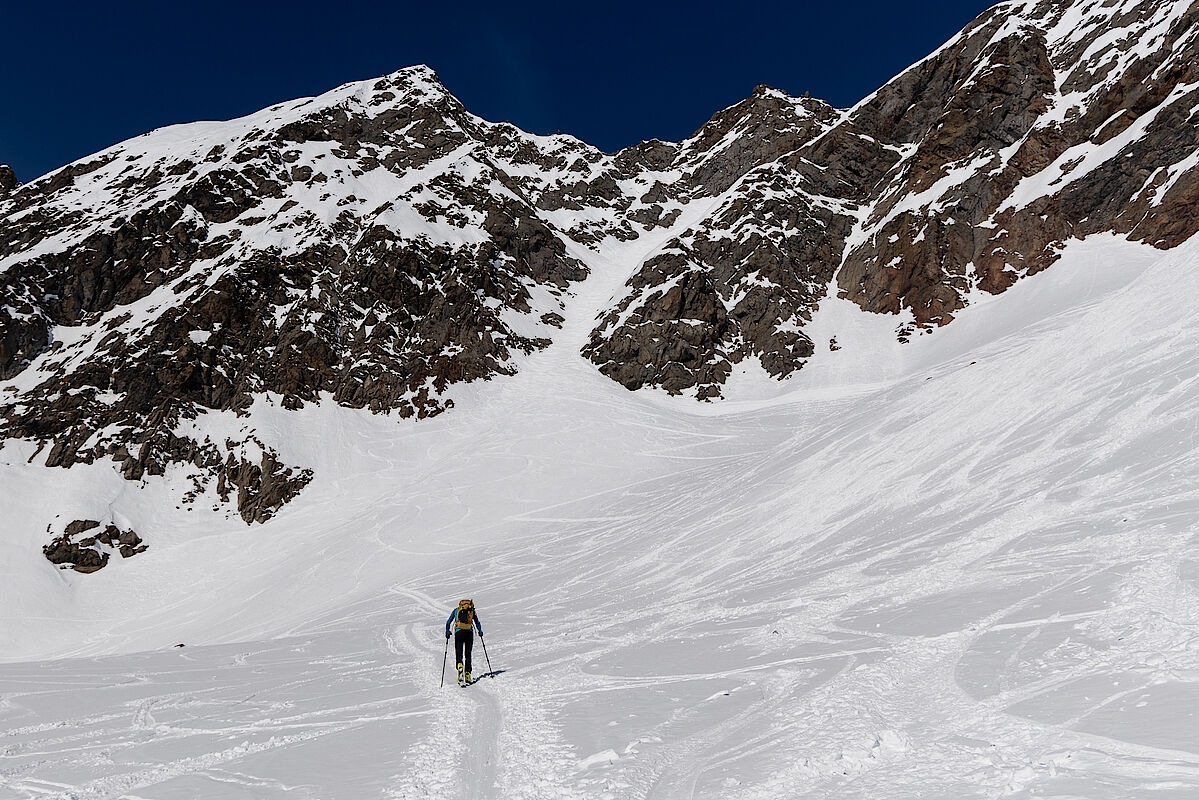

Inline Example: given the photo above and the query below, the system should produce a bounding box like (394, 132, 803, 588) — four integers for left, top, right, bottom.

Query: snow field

(2, 231, 1199, 797)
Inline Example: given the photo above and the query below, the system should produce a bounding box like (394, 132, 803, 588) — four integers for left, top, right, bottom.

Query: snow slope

(3, 230, 1198, 798)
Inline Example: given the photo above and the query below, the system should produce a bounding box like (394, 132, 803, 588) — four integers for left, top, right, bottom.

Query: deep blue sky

(1, 1, 996, 181)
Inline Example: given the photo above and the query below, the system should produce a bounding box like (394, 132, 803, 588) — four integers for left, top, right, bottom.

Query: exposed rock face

(2, 0, 1198, 528)
(582, 87, 849, 396)
(44, 521, 147, 572)
(0, 165, 16, 197)
(838, 0, 1199, 323)
(586, 0, 1199, 393)
(0, 68, 591, 521)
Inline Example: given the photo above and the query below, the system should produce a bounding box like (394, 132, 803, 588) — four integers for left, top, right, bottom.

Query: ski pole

(479, 633, 494, 676)
(440, 635, 449, 688)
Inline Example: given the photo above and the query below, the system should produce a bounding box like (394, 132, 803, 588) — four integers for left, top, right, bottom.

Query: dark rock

(43, 534, 108, 572)
(584, 0, 1199, 394)
(71, 550, 109, 573)
(64, 519, 101, 536)
(0, 164, 17, 196)
(42, 523, 147, 572)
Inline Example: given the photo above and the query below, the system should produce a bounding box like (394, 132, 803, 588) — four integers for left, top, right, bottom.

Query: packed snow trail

(3, 233, 1199, 798)
(383, 588, 582, 800)
(385, 621, 497, 799)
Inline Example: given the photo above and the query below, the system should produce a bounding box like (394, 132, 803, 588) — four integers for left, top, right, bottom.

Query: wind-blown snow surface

(4, 231, 1199, 798)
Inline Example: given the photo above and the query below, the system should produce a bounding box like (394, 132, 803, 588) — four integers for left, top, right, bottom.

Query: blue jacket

(446, 607, 482, 638)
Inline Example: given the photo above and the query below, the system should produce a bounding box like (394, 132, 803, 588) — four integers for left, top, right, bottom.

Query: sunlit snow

(3, 230, 1199, 798)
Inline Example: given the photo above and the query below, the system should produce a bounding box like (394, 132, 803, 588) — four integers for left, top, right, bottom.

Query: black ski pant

(454, 629, 473, 673)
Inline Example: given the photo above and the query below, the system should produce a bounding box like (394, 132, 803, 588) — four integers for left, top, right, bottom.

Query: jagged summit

(2, 0, 1197, 529)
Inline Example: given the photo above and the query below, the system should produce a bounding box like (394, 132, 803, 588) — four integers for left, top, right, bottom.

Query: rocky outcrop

(585, 162, 852, 396)
(44, 521, 147, 572)
(0, 165, 16, 197)
(837, 0, 1199, 326)
(215, 447, 314, 524)
(581, 84, 852, 396)
(586, 0, 1199, 395)
(0, 67, 589, 521)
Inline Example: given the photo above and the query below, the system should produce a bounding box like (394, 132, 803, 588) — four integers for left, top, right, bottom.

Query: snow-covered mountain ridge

(3, 2, 1199, 797)
(1, 0, 1197, 527)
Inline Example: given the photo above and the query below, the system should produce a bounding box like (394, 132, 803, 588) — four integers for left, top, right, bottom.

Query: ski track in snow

(0, 629, 432, 799)
(384, 622, 474, 799)
(383, 586, 583, 800)
(490, 671, 583, 800)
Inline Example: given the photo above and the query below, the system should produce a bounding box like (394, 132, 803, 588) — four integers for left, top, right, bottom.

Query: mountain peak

(390, 63, 441, 84)
(368, 63, 449, 100)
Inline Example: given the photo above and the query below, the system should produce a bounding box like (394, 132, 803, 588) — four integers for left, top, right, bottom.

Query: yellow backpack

(455, 599, 474, 630)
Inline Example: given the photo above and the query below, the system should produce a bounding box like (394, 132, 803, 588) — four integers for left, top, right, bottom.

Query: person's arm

(473, 611, 483, 637)
(445, 610, 456, 639)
